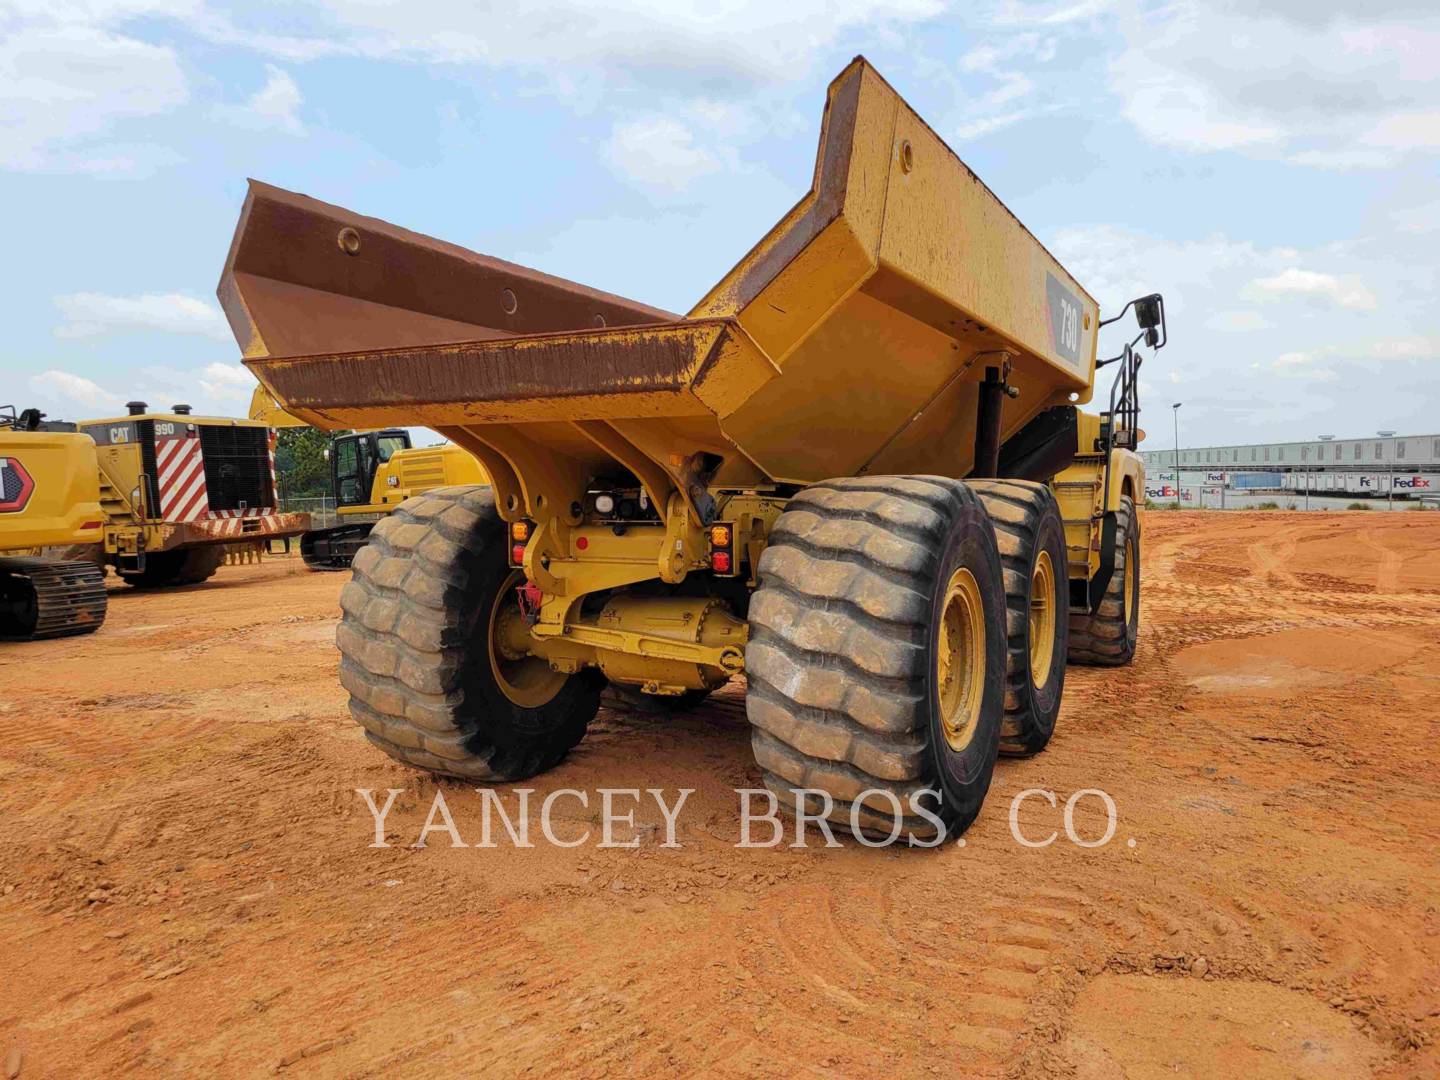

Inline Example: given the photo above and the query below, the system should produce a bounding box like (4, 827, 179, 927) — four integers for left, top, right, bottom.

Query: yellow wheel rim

(1124, 532, 1138, 626)
(936, 567, 986, 753)
(1029, 549, 1056, 689)
(488, 570, 566, 708)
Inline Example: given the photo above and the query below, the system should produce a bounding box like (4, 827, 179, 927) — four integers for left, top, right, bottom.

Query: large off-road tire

(746, 476, 1008, 843)
(1068, 494, 1139, 666)
(118, 545, 224, 588)
(967, 480, 1068, 757)
(337, 485, 602, 781)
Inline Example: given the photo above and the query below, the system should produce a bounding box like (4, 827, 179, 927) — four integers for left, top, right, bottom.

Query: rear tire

(746, 476, 1007, 843)
(119, 546, 224, 588)
(337, 486, 601, 781)
(1068, 494, 1139, 666)
(967, 480, 1068, 756)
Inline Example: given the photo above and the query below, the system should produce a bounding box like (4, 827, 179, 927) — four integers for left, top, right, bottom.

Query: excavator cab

(330, 430, 410, 508)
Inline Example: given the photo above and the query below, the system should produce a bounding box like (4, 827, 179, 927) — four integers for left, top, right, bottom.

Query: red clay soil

(1, 511, 1437, 1077)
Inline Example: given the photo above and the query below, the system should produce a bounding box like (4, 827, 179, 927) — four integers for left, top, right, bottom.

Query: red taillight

(709, 519, 737, 575)
(79, 520, 103, 530)
(511, 543, 526, 565)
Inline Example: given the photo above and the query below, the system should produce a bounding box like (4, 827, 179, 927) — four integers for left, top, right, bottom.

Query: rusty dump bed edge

(220, 180, 676, 362)
(247, 320, 779, 430)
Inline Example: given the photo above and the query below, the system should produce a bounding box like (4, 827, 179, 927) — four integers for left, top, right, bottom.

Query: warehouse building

(1137, 432, 1440, 504)
(1140, 433, 1440, 470)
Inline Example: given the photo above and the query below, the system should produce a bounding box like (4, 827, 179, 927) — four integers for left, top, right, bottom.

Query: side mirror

(1135, 294, 1165, 348)
(1135, 294, 1162, 330)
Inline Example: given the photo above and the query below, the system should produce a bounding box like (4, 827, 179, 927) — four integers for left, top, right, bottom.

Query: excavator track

(0, 557, 108, 640)
(301, 523, 377, 571)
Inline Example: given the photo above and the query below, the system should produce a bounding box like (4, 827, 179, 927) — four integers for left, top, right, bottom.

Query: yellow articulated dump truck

(1, 408, 109, 639)
(221, 59, 1163, 841)
(250, 386, 486, 569)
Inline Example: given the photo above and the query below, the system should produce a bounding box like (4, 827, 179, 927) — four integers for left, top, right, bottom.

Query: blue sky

(3, 0, 1437, 449)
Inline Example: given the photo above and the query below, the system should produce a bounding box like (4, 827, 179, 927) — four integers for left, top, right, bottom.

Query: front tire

(119, 545, 223, 588)
(746, 476, 1007, 843)
(967, 480, 1068, 756)
(1068, 494, 1139, 666)
(337, 486, 601, 781)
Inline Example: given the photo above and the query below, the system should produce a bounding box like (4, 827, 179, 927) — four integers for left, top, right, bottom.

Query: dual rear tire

(1068, 495, 1140, 666)
(746, 476, 1067, 843)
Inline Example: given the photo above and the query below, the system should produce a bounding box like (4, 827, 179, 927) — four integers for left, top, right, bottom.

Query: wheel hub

(936, 566, 986, 753)
(1029, 549, 1056, 688)
(1124, 532, 1138, 626)
(489, 570, 567, 708)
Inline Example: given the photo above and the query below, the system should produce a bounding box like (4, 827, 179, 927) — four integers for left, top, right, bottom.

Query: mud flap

(1087, 510, 1117, 613)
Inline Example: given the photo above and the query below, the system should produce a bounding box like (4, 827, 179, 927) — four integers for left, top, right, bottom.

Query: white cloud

(210, 64, 304, 135)
(1285, 148, 1395, 171)
(603, 114, 722, 193)
(27, 370, 125, 411)
(1245, 268, 1378, 311)
(1367, 337, 1436, 360)
(1272, 351, 1335, 381)
(194, 1, 946, 90)
(1360, 110, 1440, 151)
(198, 362, 252, 401)
(1206, 310, 1268, 333)
(1107, 2, 1440, 168)
(0, 24, 187, 171)
(950, 31, 1057, 141)
(1110, 47, 1282, 152)
(992, 0, 1116, 25)
(1391, 199, 1440, 234)
(54, 292, 232, 340)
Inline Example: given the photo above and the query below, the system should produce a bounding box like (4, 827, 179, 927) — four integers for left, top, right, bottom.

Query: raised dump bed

(221, 57, 1163, 844)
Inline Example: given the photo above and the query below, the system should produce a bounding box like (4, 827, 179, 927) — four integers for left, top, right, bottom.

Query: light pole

(1317, 435, 1334, 510)
(1379, 430, 1396, 509)
(1172, 403, 1183, 509)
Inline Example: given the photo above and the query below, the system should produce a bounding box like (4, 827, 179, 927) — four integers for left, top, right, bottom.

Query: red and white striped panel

(207, 507, 274, 519)
(155, 433, 209, 522)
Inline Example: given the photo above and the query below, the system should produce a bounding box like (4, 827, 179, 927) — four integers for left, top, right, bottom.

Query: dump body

(226, 59, 1101, 514)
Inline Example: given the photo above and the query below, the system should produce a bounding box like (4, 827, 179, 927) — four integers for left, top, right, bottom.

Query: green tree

(275, 428, 349, 498)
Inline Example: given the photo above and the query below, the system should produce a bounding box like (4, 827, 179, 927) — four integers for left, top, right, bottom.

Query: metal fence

(279, 494, 339, 529)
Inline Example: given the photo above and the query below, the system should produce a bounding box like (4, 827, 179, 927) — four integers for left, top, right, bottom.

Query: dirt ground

(2, 511, 1438, 1078)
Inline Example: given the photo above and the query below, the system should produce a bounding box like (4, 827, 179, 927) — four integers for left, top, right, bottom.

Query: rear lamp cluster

(709, 522, 736, 576)
(509, 520, 531, 567)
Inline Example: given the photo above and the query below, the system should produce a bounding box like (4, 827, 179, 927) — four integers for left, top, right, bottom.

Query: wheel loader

(220, 58, 1163, 841)
(250, 387, 486, 570)
(1, 408, 109, 639)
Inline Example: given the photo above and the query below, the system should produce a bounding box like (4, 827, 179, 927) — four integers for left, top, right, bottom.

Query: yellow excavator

(0, 408, 108, 639)
(251, 386, 485, 569)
